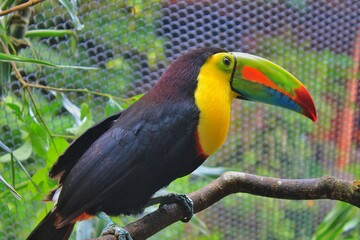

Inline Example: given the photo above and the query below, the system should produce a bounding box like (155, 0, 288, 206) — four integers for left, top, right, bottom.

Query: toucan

(27, 48, 316, 240)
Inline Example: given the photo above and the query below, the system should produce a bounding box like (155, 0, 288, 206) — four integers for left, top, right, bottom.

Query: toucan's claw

(101, 222, 133, 240)
(175, 194, 194, 222)
(97, 212, 133, 240)
(148, 193, 194, 222)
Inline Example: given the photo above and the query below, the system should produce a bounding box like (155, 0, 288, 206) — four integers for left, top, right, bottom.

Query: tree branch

(91, 172, 360, 240)
(0, 0, 45, 17)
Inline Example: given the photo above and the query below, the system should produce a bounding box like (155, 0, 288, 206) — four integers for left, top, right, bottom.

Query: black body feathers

(27, 48, 227, 239)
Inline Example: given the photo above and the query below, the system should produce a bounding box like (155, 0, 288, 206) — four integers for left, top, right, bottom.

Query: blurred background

(1, 0, 360, 239)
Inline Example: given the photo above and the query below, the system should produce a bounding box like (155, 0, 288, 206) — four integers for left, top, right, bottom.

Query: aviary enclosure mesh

(1, 0, 360, 239)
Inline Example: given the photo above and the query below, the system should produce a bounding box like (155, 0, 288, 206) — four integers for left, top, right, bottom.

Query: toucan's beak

(231, 52, 317, 122)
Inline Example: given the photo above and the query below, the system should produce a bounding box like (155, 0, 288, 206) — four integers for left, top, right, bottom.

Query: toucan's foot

(163, 194, 193, 222)
(147, 193, 194, 222)
(97, 212, 133, 240)
(101, 222, 133, 240)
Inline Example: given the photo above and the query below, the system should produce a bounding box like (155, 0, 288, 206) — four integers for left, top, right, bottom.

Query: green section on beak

(231, 52, 317, 122)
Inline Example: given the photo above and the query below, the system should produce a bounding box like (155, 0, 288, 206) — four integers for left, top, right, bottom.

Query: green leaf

(0, 140, 32, 163)
(0, 52, 97, 69)
(29, 121, 50, 158)
(57, 92, 81, 125)
(6, 102, 21, 118)
(105, 98, 123, 116)
(0, 180, 29, 199)
(25, 29, 75, 38)
(343, 214, 360, 232)
(30, 167, 56, 199)
(0, 174, 21, 200)
(0, 139, 12, 153)
(0, 0, 16, 10)
(67, 103, 94, 136)
(80, 102, 91, 121)
(58, 0, 84, 30)
(3, 94, 25, 122)
(0, 61, 11, 92)
(46, 138, 69, 167)
(25, 29, 78, 54)
(312, 202, 358, 240)
(0, 140, 39, 194)
(120, 93, 144, 109)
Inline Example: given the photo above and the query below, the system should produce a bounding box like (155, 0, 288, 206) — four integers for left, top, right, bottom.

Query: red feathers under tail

(27, 210, 74, 240)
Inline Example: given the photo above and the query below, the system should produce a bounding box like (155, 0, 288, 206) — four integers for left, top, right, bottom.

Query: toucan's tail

(27, 210, 75, 240)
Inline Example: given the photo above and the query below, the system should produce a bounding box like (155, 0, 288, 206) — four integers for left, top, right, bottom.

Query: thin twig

(0, 0, 45, 17)
(25, 82, 133, 103)
(92, 172, 360, 240)
(1, 41, 59, 155)
(50, 133, 77, 140)
(0, 39, 133, 103)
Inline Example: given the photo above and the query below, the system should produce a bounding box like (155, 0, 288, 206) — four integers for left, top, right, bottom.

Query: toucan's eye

(223, 56, 231, 67)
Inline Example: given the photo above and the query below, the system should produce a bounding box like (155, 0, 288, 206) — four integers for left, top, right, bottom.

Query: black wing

(55, 100, 201, 225)
(49, 112, 121, 183)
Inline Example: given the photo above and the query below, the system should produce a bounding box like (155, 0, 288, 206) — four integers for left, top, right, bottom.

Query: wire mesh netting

(1, 0, 360, 239)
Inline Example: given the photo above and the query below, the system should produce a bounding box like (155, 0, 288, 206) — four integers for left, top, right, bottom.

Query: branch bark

(91, 172, 360, 240)
(0, 0, 45, 17)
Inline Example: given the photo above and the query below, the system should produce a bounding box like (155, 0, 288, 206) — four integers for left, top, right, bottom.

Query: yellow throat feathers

(195, 53, 237, 156)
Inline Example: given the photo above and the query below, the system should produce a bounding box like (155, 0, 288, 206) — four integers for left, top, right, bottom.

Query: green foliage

(0, 91, 137, 238)
(0, 2, 163, 237)
(0, 166, 21, 199)
(21, 0, 167, 108)
(312, 202, 360, 240)
(58, 0, 84, 30)
(0, 139, 32, 163)
(67, 102, 94, 136)
(105, 98, 123, 116)
(0, 52, 97, 69)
